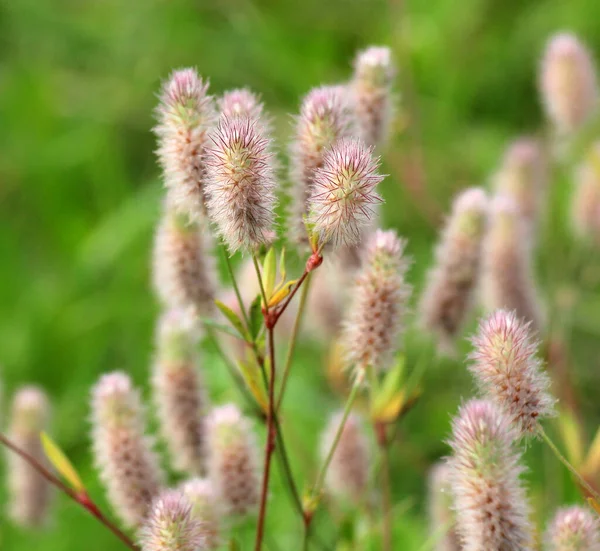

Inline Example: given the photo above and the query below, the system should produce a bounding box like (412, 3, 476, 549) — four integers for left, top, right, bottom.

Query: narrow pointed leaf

(214, 299, 249, 340)
(41, 432, 86, 493)
(262, 247, 276, 300)
(248, 294, 263, 341)
(268, 279, 298, 308)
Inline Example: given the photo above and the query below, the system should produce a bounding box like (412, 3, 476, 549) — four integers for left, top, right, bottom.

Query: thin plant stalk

(276, 272, 313, 412)
(379, 434, 392, 551)
(0, 433, 139, 551)
(254, 326, 277, 551)
(252, 254, 270, 314)
(540, 427, 600, 502)
(310, 371, 364, 501)
(222, 245, 251, 328)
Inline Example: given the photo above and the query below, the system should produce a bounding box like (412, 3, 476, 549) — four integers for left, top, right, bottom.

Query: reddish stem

(254, 327, 278, 551)
(0, 432, 138, 551)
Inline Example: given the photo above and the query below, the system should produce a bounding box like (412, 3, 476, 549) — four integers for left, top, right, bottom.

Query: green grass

(2, 0, 600, 548)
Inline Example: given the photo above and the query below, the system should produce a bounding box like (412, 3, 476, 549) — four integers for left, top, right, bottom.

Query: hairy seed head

(204, 116, 277, 253)
(469, 309, 555, 438)
(494, 139, 547, 237)
(545, 505, 600, 551)
(206, 404, 260, 516)
(139, 490, 204, 551)
(342, 229, 411, 372)
(91, 372, 164, 527)
(572, 142, 600, 246)
(153, 207, 217, 317)
(289, 85, 356, 246)
(539, 33, 598, 134)
(428, 462, 461, 551)
(8, 386, 52, 527)
(481, 195, 544, 333)
(320, 412, 370, 503)
(180, 478, 222, 550)
(420, 187, 488, 353)
(153, 308, 208, 475)
(448, 399, 532, 551)
(309, 138, 383, 249)
(154, 69, 216, 220)
(352, 46, 396, 148)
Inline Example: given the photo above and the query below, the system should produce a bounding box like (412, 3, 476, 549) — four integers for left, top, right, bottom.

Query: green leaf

(41, 432, 85, 493)
(267, 279, 298, 308)
(248, 294, 263, 341)
(371, 356, 406, 421)
(278, 247, 287, 283)
(214, 300, 249, 340)
(237, 357, 269, 413)
(201, 318, 246, 340)
(262, 247, 276, 299)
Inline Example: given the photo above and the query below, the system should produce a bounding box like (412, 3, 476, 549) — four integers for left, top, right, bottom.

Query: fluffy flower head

(204, 116, 277, 252)
(545, 506, 600, 551)
(469, 309, 555, 437)
(309, 138, 383, 248)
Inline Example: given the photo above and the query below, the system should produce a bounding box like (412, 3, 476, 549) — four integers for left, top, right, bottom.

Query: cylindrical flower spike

(204, 115, 277, 253)
(539, 33, 598, 135)
(419, 187, 488, 353)
(469, 309, 555, 438)
(180, 478, 221, 550)
(481, 195, 544, 333)
(572, 143, 600, 246)
(494, 139, 547, 237)
(448, 400, 532, 551)
(427, 462, 461, 551)
(153, 207, 217, 317)
(342, 229, 411, 373)
(206, 404, 260, 516)
(545, 506, 600, 551)
(289, 85, 356, 245)
(153, 308, 208, 475)
(7, 386, 52, 527)
(351, 46, 396, 149)
(139, 490, 204, 551)
(320, 411, 370, 503)
(308, 138, 384, 249)
(154, 69, 216, 220)
(91, 372, 164, 528)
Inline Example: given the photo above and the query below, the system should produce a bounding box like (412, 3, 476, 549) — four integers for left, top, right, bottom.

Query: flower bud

(420, 188, 487, 352)
(180, 478, 221, 550)
(540, 33, 598, 134)
(289, 85, 356, 246)
(320, 411, 370, 503)
(153, 207, 217, 317)
(481, 195, 544, 333)
(308, 138, 383, 249)
(342, 229, 411, 373)
(448, 399, 532, 551)
(91, 372, 164, 527)
(206, 404, 260, 516)
(494, 139, 547, 237)
(427, 462, 461, 551)
(469, 309, 555, 438)
(154, 69, 216, 220)
(352, 46, 395, 148)
(140, 490, 204, 551)
(153, 308, 208, 475)
(545, 505, 600, 551)
(572, 143, 600, 246)
(7, 386, 52, 527)
(204, 115, 277, 253)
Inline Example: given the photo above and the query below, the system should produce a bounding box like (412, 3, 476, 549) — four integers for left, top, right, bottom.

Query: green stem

(204, 326, 262, 417)
(221, 246, 251, 329)
(540, 426, 600, 502)
(380, 439, 393, 551)
(252, 254, 269, 314)
(311, 371, 364, 500)
(276, 272, 312, 412)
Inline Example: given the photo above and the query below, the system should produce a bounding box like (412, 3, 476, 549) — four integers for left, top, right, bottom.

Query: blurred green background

(2, 0, 600, 548)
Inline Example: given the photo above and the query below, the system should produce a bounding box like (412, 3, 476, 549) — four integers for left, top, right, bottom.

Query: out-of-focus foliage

(2, 0, 600, 549)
